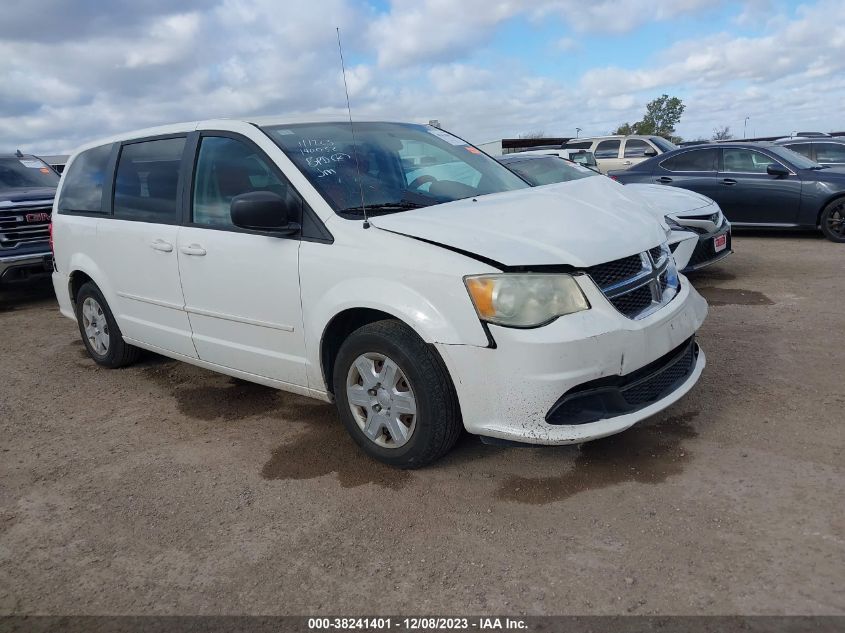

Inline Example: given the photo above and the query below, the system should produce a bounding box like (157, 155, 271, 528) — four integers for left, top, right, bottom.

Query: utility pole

(743, 117, 750, 139)
(575, 127, 582, 138)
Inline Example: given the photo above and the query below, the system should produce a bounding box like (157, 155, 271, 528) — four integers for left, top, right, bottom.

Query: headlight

(464, 273, 590, 328)
(664, 216, 686, 231)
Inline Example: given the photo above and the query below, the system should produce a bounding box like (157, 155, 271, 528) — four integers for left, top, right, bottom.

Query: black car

(0, 153, 58, 285)
(609, 142, 845, 242)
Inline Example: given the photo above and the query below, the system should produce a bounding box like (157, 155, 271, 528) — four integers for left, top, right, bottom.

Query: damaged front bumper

(435, 275, 708, 445)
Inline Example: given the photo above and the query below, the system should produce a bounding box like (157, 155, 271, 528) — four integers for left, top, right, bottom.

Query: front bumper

(435, 276, 708, 445)
(675, 223, 732, 273)
(0, 251, 53, 284)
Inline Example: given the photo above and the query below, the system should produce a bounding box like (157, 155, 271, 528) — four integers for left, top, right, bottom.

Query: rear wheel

(333, 319, 462, 468)
(820, 198, 845, 243)
(75, 282, 140, 368)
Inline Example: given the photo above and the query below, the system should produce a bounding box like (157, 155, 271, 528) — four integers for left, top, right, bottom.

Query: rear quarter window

(660, 149, 718, 172)
(58, 144, 113, 214)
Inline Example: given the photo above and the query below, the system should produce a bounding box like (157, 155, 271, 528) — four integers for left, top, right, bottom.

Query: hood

(624, 184, 714, 217)
(369, 177, 665, 268)
(0, 187, 56, 205)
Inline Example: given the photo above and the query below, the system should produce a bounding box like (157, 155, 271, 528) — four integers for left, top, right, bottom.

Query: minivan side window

(623, 139, 651, 158)
(594, 140, 620, 159)
(192, 136, 300, 229)
(113, 137, 185, 223)
(58, 144, 113, 214)
(661, 148, 718, 172)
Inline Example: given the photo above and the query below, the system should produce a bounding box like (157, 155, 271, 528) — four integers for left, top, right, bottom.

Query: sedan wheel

(822, 200, 845, 242)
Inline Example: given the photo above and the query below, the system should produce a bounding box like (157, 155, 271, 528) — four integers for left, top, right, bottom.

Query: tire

(75, 281, 140, 368)
(333, 319, 462, 468)
(820, 198, 845, 243)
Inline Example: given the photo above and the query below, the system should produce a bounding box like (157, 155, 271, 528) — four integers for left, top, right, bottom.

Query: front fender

(302, 276, 491, 392)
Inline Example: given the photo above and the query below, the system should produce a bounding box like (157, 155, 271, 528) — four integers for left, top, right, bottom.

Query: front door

(176, 134, 308, 387)
(98, 136, 197, 358)
(718, 148, 802, 224)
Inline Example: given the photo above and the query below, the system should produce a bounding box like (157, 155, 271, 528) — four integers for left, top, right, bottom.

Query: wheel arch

(66, 255, 115, 310)
(320, 307, 424, 396)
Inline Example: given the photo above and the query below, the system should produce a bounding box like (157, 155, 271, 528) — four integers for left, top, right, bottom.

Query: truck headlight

(464, 273, 590, 328)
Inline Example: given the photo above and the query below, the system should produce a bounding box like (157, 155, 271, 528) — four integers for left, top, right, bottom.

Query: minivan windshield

(0, 157, 59, 193)
(263, 122, 529, 216)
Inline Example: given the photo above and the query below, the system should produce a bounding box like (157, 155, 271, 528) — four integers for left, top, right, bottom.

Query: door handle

(721, 178, 738, 186)
(657, 176, 673, 184)
(624, 160, 632, 165)
(150, 239, 173, 253)
(179, 244, 207, 256)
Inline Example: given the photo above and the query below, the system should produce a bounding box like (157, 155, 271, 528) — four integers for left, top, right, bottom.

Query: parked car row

(608, 142, 845, 242)
(50, 118, 708, 467)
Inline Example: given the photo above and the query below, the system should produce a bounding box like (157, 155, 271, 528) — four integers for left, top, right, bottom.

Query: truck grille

(0, 205, 51, 249)
(586, 244, 679, 319)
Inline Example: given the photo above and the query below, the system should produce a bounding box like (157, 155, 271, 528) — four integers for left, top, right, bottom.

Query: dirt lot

(0, 233, 843, 616)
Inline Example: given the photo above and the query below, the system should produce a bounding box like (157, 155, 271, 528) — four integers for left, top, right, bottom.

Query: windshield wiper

(338, 200, 426, 214)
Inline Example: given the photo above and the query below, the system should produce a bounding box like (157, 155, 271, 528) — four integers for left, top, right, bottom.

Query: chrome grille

(586, 244, 680, 320)
(0, 204, 52, 249)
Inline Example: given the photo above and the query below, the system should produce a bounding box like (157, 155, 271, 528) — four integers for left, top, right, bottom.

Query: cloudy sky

(2, 0, 843, 154)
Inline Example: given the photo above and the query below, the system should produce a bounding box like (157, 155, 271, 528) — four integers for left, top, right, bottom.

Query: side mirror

(643, 148, 658, 157)
(230, 191, 300, 236)
(766, 163, 789, 177)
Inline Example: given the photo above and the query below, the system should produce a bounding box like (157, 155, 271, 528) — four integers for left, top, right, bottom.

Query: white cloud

(531, 0, 715, 33)
(367, 0, 518, 68)
(0, 0, 842, 155)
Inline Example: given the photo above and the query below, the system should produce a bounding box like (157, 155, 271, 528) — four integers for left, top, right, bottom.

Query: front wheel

(820, 199, 845, 242)
(333, 320, 462, 468)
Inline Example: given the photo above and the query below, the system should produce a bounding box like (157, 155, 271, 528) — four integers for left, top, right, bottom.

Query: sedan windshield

(500, 156, 598, 187)
(650, 137, 678, 153)
(263, 122, 528, 216)
(0, 157, 59, 192)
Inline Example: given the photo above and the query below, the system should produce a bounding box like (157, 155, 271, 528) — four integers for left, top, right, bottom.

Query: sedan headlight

(464, 273, 590, 328)
(664, 215, 686, 231)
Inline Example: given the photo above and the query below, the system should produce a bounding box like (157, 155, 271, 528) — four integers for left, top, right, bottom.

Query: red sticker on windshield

(465, 146, 481, 154)
(39, 167, 51, 174)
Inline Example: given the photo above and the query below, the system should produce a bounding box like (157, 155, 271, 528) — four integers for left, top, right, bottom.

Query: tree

(613, 94, 685, 139)
(638, 94, 685, 138)
(712, 125, 732, 141)
(518, 130, 548, 139)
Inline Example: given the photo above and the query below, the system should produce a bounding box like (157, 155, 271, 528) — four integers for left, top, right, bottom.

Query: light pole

(575, 127, 582, 138)
(744, 117, 750, 139)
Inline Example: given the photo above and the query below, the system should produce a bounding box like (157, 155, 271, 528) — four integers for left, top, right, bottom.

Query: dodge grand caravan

(51, 118, 708, 467)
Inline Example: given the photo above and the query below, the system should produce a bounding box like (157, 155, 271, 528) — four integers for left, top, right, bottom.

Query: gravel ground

(0, 233, 843, 616)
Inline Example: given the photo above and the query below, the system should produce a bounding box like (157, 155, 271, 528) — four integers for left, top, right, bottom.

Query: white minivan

(51, 118, 707, 467)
